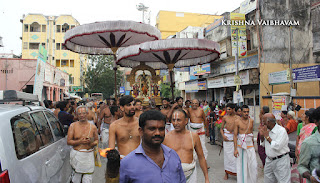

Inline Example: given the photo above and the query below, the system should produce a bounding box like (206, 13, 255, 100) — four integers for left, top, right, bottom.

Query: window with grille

(56, 25, 61, 32)
(30, 22, 40, 32)
(42, 25, 46, 32)
(24, 24, 28, 32)
(23, 42, 28, 49)
(29, 43, 40, 49)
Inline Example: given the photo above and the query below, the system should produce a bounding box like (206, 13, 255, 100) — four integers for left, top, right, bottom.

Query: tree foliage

(160, 83, 180, 100)
(84, 55, 122, 99)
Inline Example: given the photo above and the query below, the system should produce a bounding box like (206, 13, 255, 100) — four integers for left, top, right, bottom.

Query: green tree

(84, 55, 122, 99)
(160, 83, 180, 100)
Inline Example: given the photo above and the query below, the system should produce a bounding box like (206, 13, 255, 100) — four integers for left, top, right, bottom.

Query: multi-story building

(20, 14, 87, 92)
(156, 10, 222, 39)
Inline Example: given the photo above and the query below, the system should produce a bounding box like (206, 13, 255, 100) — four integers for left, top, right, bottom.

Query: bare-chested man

(234, 105, 257, 183)
(220, 103, 239, 180)
(109, 95, 140, 157)
(67, 106, 98, 183)
(160, 98, 172, 133)
(134, 99, 143, 118)
(188, 99, 208, 160)
(164, 109, 209, 183)
(98, 102, 112, 132)
(86, 102, 97, 126)
(110, 105, 122, 123)
(98, 102, 112, 148)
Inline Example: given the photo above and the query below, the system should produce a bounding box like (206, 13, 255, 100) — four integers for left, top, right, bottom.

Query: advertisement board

(231, 13, 247, 57)
(120, 86, 125, 94)
(70, 86, 83, 92)
(33, 45, 47, 101)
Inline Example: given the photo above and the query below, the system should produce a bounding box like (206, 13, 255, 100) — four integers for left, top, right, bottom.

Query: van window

(11, 112, 40, 159)
(30, 111, 54, 147)
(44, 111, 64, 140)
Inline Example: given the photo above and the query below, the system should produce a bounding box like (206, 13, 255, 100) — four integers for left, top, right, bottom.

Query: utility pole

(288, 26, 293, 93)
(136, 3, 149, 23)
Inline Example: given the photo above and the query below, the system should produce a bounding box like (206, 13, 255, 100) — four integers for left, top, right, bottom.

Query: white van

(0, 90, 72, 183)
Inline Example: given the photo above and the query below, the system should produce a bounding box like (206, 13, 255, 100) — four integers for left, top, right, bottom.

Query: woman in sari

(295, 108, 317, 161)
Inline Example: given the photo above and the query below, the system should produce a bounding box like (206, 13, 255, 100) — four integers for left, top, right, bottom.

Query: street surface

(92, 134, 264, 183)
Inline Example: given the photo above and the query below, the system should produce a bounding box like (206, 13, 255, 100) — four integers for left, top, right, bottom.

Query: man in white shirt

(259, 113, 291, 183)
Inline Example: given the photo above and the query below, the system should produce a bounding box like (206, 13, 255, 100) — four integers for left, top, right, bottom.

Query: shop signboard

(198, 81, 207, 90)
(211, 54, 258, 76)
(205, 17, 224, 33)
(207, 77, 224, 88)
(231, 13, 247, 57)
(175, 67, 189, 72)
(190, 63, 210, 76)
(185, 80, 198, 93)
(293, 65, 320, 83)
(240, 0, 257, 14)
(268, 70, 290, 85)
(70, 86, 83, 92)
(207, 70, 249, 88)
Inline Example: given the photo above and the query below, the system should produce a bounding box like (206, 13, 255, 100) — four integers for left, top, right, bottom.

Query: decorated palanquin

(127, 63, 162, 106)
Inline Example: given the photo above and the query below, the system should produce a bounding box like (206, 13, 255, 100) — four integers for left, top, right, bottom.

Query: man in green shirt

(298, 106, 320, 183)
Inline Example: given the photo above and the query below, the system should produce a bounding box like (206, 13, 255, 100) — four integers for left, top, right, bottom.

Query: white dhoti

(100, 123, 109, 149)
(88, 120, 95, 125)
(165, 123, 174, 134)
(223, 129, 237, 175)
(190, 122, 208, 159)
(182, 161, 197, 183)
(70, 148, 94, 183)
(237, 133, 257, 183)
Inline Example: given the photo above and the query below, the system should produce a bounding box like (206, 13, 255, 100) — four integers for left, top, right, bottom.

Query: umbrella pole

(112, 48, 118, 100)
(168, 64, 175, 102)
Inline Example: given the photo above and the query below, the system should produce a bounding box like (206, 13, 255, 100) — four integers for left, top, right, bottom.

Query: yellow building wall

(21, 14, 85, 88)
(260, 63, 320, 100)
(156, 11, 223, 39)
(21, 14, 48, 59)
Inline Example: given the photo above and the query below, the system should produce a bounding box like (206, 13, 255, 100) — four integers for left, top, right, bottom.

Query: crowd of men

(42, 96, 320, 183)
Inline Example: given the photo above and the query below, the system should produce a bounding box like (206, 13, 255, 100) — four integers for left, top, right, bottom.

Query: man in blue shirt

(120, 110, 186, 183)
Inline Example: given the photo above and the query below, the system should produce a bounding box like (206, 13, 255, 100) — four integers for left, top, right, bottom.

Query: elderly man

(120, 110, 186, 183)
(298, 106, 320, 183)
(234, 105, 257, 183)
(188, 99, 208, 161)
(67, 106, 99, 183)
(109, 95, 140, 158)
(164, 109, 209, 183)
(259, 113, 291, 183)
(220, 103, 239, 179)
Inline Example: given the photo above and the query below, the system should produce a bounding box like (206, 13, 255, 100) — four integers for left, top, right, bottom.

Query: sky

(0, 0, 243, 55)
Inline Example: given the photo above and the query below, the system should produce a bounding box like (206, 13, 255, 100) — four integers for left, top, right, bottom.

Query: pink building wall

(0, 58, 69, 101)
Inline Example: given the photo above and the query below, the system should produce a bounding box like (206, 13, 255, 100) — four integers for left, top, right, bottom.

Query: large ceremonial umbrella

(64, 20, 161, 98)
(117, 38, 220, 101)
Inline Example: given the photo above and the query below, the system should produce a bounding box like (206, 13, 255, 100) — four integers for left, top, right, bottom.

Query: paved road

(93, 137, 264, 183)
